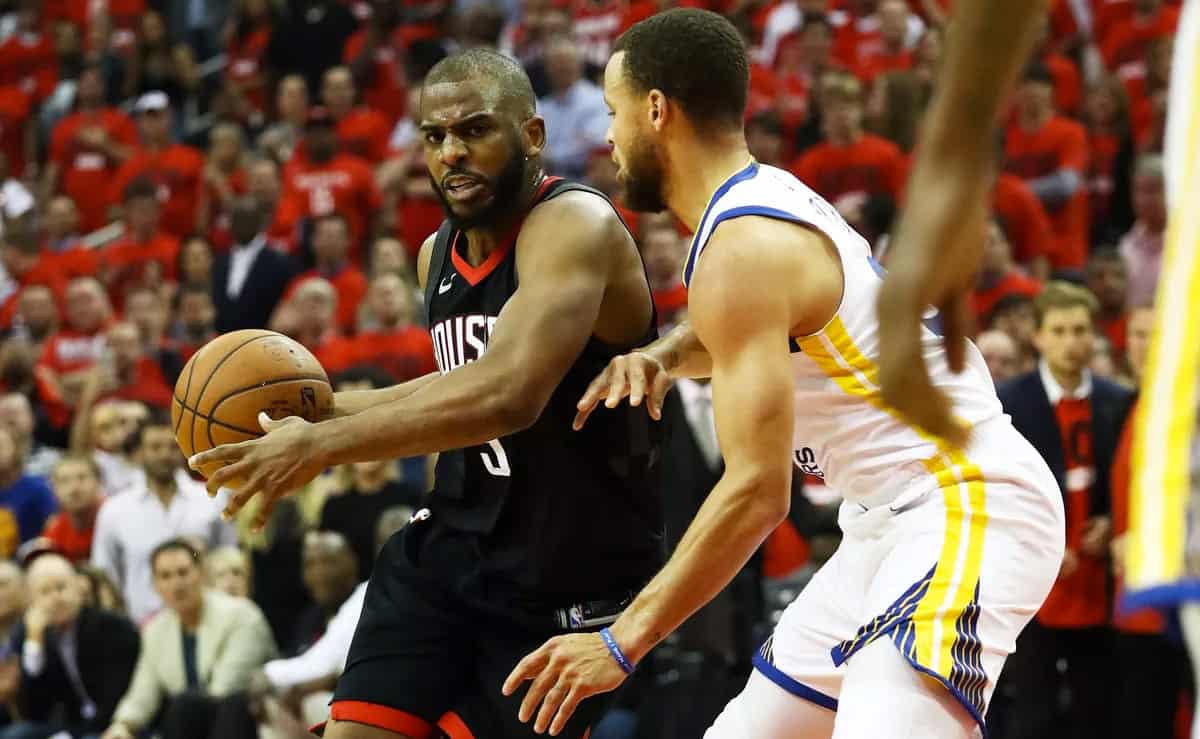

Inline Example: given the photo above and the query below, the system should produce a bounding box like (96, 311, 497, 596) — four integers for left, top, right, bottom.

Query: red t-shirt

(1101, 5, 1179, 69)
(107, 357, 172, 410)
(35, 328, 107, 428)
(100, 231, 180, 309)
(109, 145, 206, 238)
(353, 326, 437, 382)
(1004, 116, 1090, 270)
(0, 85, 31, 177)
(43, 244, 100, 281)
(993, 173, 1055, 267)
(285, 154, 383, 261)
(854, 49, 913, 84)
(285, 266, 369, 334)
(337, 108, 391, 164)
(790, 134, 907, 203)
(971, 270, 1043, 323)
(42, 506, 98, 563)
(225, 26, 272, 118)
(1044, 52, 1082, 114)
(1120, 67, 1156, 145)
(0, 32, 56, 105)
(1087, 130, 1121, 232)
(1098, 314, 1127, 357)
(0, 251, 70, 329)
(51, 108, 140, 232)
(308, 332, 361, 375)
(1038, 396, 1109, 628)
(342, 30, 407, 125)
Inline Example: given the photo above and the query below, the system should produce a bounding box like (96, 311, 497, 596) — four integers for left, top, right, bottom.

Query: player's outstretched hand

(573, 352, 672, 430)
(503, 632, 628, 736)
(188, 412, 326, 529)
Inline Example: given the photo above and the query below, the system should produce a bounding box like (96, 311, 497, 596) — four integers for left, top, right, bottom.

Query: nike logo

(438, 276, 454, 294)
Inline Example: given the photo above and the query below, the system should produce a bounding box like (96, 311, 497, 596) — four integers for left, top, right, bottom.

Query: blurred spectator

(864, 70, 927, 153)
(997, 282, 1133, 739)
(1100, 0, 1178, 70)
(34, 277, 112, 435)
(0, 561, 23, 641)
(537, 34, 609, 180)
(1083, 76, 1132, 241)
(366, 236, 413, 281)
(219, 0, 275, 126)
(988, 292, 1040, 375)
(75, 564, 125, 614)
(976, 329, 1021, 386)
(40, 455, 101, 563)
(257, 75, 309, 165)
(757, 0, 831, 69)
(1121, 34, 1173, 151)
(211, 196, 296, 333)
(342, 0, 406, 125)
(571, 0, 626, 73)
(971, 219, 1043, 326)
(791, 74, 905, 207)
(243, 158, 302, 252)
(1032, 17, 1081, 116)
(745, 111, 786, 168)
(39, 199, 89, 283)
(458, 3, 506, 49)
(6, 552, 139, 739)
(270, 278, 357, 374)
(70, 396, 144, 497)
(1123, 303, 1153, 386)
(0, 230, 66, 333)
(108, 93, 204, 240)
(100, 175, 182, 307)
(123, 287, 178, 364)
(0, 340, 39, 406)
(853, 0, 913, 83)
(165, 0, 231, 61)
(177, 237, 213, 286)
(205, 546, 251, 599)
(639, 212, 689, 329)
(1005, 63, 1090, 273)
(265, 0, 358, 95)
(0, 0, 54, 106)
(9, 286, 58, 348)
(0, 155, 34, 239)
(0, 394, 58, 479)
(1119, 153, 1165, 307)
(1084, 247, 1130, 361)
(103, 538, 275, 739)
(43, 63, 138, 235)
(171, 284, 216, 361)
(321, 66, 390, 163)
(91, 414, 236, 623)
(1090, 334, 1118, 378)
(197, 123, 248, 237)
(129, 12, 198, 107)
(910, 23, 941, 86)
(288, 531, 357, 655)
(0, 426, 56, 558)
(832, 0, 925, 72)
(95, 321, 172, 412)
(354, 272, 435, 381)
(992, 170, 1055, 280)
(318, 460, 419, 578)
(283, 107, 382, 261)
(285, 214, 367, 335)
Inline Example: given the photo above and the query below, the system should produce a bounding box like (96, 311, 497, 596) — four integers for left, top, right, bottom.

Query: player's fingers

(603, 358, 630, 409)
(502, 647, 550, 696)
(205, 460, 249, 498)
(547, 686, 584, 736)
(940, 293, 972, 373)
(221, 476, 261, 520)
(518, 666, 560, 724)
(626, 362, 647, 408)
(573, 370, 613, 430)
(188, 442, 246, 473)
(648, 371, 672, 421)
(533, 681, 570, 734)
(252, 491, 281, 531)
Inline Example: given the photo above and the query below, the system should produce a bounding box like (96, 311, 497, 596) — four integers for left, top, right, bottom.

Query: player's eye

(424, 131, 444, 145)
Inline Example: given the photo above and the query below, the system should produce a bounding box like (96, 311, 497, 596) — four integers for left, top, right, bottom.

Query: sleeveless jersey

(683, 161, 1005, 504)
(422, 177, 664, 600)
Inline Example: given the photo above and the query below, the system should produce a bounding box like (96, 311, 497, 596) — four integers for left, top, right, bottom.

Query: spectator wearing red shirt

(11, 284, 59, 348)
(865, 70, 928, 154)
(770, 13, 838, 139)
(35, 277, 112, 431)
(970, 218, 1044, 324)
(41, 196, 99, 281)
(0, 0, 58, 106)
(639, 211, 689, 329)
(0, 228, 68, 331)
(1084, 247, 1130, 360)
(100, 179, 179, 313)
(0, 85, 32, 182)
(284, 214, 368, 334)
(43, 64, 138, 234)
(355, 272, 436, 382)
(321, 65, 391, 164)
(197, 122, 248, 236)
(1082, 76, 1132, 238)
(100, 320, 171, 410)
(992, 172, 1055, 278)
(1005, 64, 1090, 272)
(1100, 0, 1178, 70)
(790, 73, 906, 206)
(284, 108, 383, 263)
(271, 277, 358, 374)
(108, 92, 205, 239)
(221, 0, 275, 125)
(258, 74, 309, 164)
(854, 0, 914, 83)
(246, 158, 302, 251)
(343, 0, 407, 125)
(42, 455, 103, 563)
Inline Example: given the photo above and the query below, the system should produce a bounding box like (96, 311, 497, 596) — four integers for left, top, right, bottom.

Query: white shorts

(752, 419, 1065, 735)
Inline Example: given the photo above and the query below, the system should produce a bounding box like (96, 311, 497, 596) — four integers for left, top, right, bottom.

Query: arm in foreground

(876, 0, 1048, 447)
(504, 224, 801, 736)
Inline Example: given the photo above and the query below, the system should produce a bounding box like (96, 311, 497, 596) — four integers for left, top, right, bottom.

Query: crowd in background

(0, 0, 1181, 736)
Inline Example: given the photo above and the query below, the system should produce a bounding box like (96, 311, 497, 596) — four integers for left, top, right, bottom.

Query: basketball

(172, 329, 334, 486)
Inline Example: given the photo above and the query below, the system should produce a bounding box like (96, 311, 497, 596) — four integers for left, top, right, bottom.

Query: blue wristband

(599, 628, 635, 675)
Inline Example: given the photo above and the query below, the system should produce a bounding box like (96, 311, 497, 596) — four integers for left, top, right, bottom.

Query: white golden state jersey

(683, 161, 1009, 505)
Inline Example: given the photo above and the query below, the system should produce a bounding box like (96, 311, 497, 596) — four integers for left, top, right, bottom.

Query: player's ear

(522, 116, 546, 158)
(647, 89, 668, 132)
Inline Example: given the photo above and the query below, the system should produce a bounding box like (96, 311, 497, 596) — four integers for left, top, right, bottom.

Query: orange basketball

(172, 329, 334, 486)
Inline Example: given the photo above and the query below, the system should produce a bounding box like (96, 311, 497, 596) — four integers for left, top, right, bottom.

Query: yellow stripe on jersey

(1127, 22, 1200, 593)
(797, 317, 988, 684)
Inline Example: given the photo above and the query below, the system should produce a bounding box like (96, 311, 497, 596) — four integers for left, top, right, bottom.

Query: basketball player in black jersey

(188, 49, 662, 739)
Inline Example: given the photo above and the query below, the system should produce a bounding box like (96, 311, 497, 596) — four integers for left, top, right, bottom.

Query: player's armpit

(415, 231, 438, 290)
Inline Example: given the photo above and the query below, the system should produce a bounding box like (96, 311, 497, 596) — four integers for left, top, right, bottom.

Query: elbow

(736, 465, 792, 531)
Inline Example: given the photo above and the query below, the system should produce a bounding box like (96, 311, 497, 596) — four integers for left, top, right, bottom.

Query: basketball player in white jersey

(504, 9, 1065, 739)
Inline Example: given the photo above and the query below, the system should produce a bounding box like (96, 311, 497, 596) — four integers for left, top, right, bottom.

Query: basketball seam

(188, 334, 278, 458)
(174, 353, 198, 441)
(174, 396, 263, 437)
(204, 374, 330, 450)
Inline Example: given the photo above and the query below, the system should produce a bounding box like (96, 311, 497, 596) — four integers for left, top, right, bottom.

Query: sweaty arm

(313, 194, 629, 464)
(610, 218, 829, 663)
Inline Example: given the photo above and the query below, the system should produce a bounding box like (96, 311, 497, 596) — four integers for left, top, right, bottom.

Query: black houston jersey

(422, 177, 664, 601)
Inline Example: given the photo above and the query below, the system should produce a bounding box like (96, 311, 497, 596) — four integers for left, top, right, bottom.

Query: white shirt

(537, 80, 610, 179)
(90, 476, 237, 623)
(676, 379, 721, 471)
(263, 582, 367, 689)
(1038, 359, 1093, 404)
(226, 235, 267, 300)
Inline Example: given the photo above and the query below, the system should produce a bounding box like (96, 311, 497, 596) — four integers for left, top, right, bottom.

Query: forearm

(610, 467, 789, 663)
(331, 372, 440, 417)
(644, 321, 711, 379)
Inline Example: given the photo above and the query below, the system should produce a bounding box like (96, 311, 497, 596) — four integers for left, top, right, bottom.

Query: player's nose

(439, 134, 469, 166)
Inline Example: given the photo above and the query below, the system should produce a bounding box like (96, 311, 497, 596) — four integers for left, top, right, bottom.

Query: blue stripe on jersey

(682, 161, 760, 285)
(683, 204, 810, 285)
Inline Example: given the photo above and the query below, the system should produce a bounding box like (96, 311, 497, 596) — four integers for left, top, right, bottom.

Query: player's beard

(619, 135, 668, 213)
(431, 132, 530, 231)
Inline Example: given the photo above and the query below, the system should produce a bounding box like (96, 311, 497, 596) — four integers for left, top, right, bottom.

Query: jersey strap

(422, 220, 456, 327)
(682, 160, 760, 286)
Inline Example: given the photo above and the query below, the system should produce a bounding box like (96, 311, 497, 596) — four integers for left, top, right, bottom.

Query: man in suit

(996, 281, 1135, 739)
(100, 538, 276, 739)
(2, 553, 139, 739)
(211, 197, 296, 334)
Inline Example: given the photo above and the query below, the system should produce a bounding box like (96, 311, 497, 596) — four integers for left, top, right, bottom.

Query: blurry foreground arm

(877, 0, 1047, 447)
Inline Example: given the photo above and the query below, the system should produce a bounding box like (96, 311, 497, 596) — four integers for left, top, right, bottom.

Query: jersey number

(481, 439, 511, 477)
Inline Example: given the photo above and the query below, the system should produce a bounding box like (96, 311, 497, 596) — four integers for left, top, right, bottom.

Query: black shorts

(324, 517, 619, 739)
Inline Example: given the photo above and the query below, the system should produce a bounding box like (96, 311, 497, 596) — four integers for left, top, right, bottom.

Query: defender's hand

(573, 352, 672, 430)
(188, 412, 326, 529)
(503, 633, 628, 736)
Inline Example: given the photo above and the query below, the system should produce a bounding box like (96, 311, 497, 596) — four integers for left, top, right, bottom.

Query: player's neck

(666, 137, 754, 232)
(461, 174, 545, 264)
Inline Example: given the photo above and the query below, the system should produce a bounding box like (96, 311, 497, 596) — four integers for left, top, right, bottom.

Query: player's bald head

(422, 48, 536, 122)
